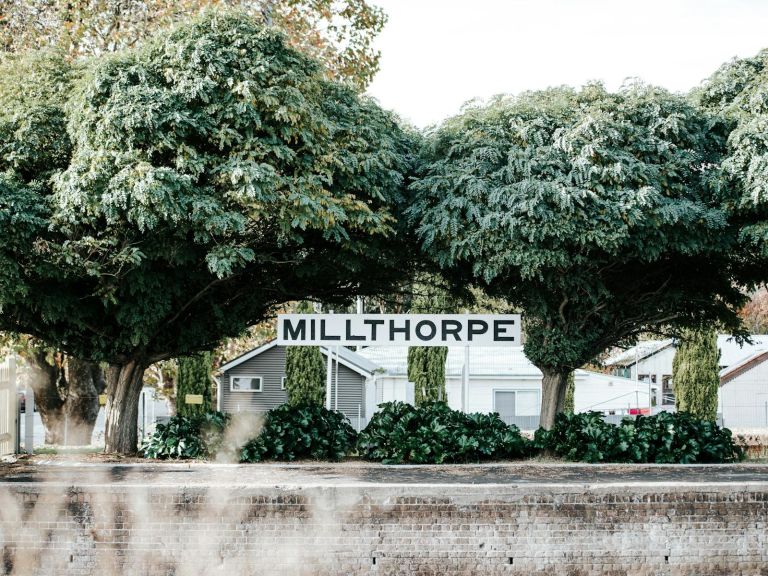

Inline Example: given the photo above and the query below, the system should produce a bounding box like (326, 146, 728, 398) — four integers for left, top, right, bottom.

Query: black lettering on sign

(389, 319, 411, 341)
(467, 320, 488, 341)
(320, 320, 340, 341)
(345, 319, 365, 341)
(364, 319, 385, 340)
(284, 319, 306, 341)
(441, 320, 462, 341)
(494, 319, 516, 342)
(415, 320, 437, 341)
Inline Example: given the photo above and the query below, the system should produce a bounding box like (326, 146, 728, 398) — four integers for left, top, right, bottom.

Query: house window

(230, 375, 262, 392)
(493, 390, 540, 422)
(281, 376, 287, 390)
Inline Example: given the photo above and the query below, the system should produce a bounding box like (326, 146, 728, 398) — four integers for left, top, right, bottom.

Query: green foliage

(408, 347, 448, 405)
(284, 346, 326, 406)
(534, 411, 743, 464)
(0, 50, 76, 180)
(0, 11, 413, 365)
(0, 12, 413, 452)
(410, 84, 759, 424)
(695, 50, 768, 257)
(357, 401, 531, 464)
(240, 403, 357, 462)
(141, 411, 230, 459)
(175, 352, 213, 417)
(563, 372, 575, 414)
(672, 329, 720, 421)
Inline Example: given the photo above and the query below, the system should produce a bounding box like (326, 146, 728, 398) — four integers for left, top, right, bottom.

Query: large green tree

(410, 84, 761, 429)
(672, 329, 719, 422)
(0, 0, 386, 90)
(0, 12, 414, 453)
(0, 51, 106, 445)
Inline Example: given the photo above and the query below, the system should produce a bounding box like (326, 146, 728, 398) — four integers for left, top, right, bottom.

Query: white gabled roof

(604, 334, 768, 369)
(604, 340, 674, 367)
(719, 349, 768, 385)
(717, 335, 768, 367)
(218, 340, 377, 377)
(356, 346, 541, 378)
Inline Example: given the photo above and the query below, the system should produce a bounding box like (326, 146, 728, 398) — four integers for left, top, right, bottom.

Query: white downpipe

(462, 346, 469, 412)
(325, 346, 333, 410)
(334, 345, 340, 411)
(24, 356, 34, 454)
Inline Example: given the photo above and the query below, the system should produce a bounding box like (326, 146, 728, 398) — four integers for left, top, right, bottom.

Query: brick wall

(0, 482, 767, 575)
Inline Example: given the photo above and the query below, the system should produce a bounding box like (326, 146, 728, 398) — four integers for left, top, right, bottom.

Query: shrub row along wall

(0, 481, 767, 576)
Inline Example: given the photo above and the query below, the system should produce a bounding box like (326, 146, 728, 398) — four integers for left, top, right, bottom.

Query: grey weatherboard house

(218, 341, 377, 429)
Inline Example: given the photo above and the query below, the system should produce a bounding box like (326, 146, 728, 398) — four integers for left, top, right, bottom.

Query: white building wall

(370, 372, 650, 418)
(627, 347, 676, 406)
(721, 363, 768, 428)
(574, 373, 654, 414)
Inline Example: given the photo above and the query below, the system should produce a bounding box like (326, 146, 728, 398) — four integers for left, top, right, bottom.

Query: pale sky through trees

(366, 0, 768, 127)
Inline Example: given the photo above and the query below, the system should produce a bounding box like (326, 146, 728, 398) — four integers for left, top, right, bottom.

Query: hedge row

(141, 402, 744, 464)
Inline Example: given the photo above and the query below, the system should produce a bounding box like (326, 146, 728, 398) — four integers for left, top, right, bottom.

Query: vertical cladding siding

(329, 362, 366, 420)
(221, 345, 288, 413)
(722, 361, 768, 428)
(221, 346, 366, 419)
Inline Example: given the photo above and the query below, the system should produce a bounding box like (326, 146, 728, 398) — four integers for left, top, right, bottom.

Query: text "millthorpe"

(276, 314, 521, 347)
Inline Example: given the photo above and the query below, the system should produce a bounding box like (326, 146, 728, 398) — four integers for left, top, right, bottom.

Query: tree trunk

(26, 351, 102, 445)
(104, 360, 146, 454)
(64, 358, 101, 445)
(539, 368, 570, 430)
(27, 350, 65, 444)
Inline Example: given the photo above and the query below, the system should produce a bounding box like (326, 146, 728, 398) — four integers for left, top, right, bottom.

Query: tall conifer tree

(176, 353, 213, 417)
(285, 346, 326, 406)
(672, 329, 720, 422)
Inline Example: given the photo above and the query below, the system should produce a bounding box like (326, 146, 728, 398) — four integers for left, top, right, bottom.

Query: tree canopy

(0, 0, 387, 90)
(409, 84, 761, 427)
(695, 49, 768, 255)
(0, 11, 414, 452)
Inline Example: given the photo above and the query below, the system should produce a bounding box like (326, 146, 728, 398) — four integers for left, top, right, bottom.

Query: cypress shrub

(176, 352, 213, 417)
(673, 329, 720, 421)
(408, 346, 448, 405)
(563, 372, 575, 414)
(285, 346, 326, 406)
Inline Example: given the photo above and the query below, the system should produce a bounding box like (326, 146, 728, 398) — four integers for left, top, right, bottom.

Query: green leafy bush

(240, 403, 357, 462)
(357, 401, 531, 464)
(141, 411, 230, 459)
(534, 411, 744, 463)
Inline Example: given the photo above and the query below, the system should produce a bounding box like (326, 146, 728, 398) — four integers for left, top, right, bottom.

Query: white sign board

(277, 314, 521, 347)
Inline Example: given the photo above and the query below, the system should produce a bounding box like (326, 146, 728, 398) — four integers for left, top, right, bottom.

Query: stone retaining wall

(0, 482, 767, 576)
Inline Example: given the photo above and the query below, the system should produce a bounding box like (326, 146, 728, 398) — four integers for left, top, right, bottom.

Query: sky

(366, 0, 768, 127)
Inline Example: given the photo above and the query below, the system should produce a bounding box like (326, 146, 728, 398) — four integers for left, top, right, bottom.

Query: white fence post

(0, 356, 19, 456)
(24, 376, 34, 454)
